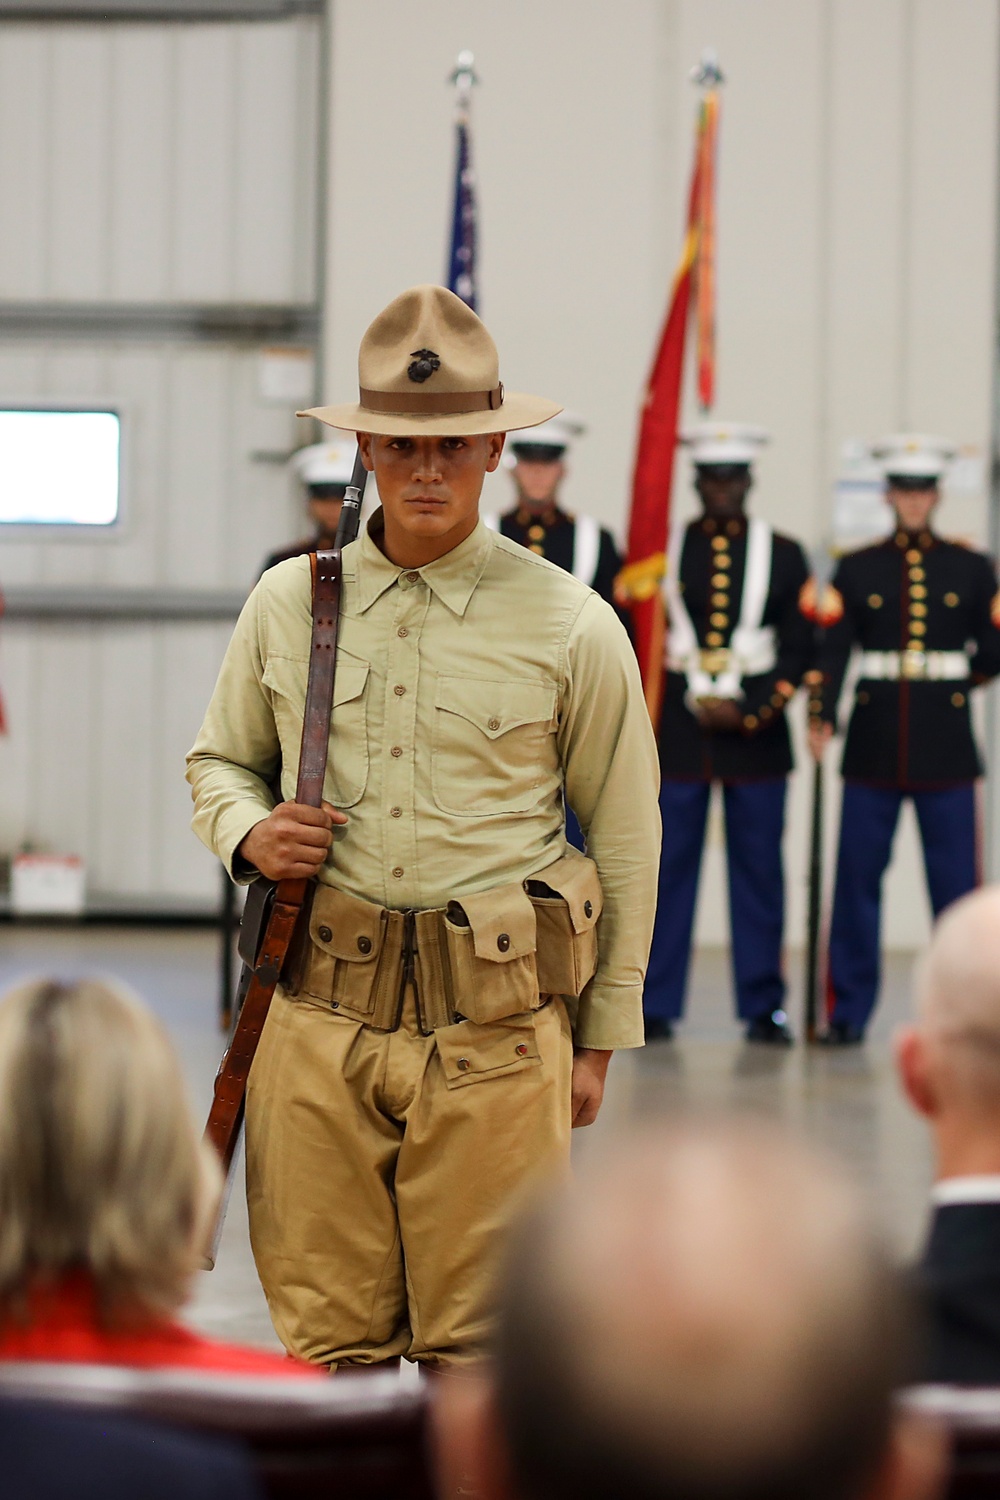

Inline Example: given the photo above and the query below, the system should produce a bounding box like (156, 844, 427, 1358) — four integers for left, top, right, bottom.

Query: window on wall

(0, 409, 121, 527)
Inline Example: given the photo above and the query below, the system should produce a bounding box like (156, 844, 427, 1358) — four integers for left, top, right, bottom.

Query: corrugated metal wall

(0, 15, 322, 906)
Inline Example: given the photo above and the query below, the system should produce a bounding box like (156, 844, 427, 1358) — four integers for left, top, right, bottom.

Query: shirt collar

(352, 509, 495, 618)
(931, 1175, 1000, 1207)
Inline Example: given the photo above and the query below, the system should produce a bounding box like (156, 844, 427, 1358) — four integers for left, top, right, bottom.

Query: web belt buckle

(900, 649, 927, 680)
(699, 648, 730, 676)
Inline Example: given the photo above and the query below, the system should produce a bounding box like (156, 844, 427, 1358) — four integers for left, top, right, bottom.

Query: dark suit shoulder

(0, 1399, 261, 1500)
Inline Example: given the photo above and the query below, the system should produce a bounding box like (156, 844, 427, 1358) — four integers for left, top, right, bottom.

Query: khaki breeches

(244, 985, 573, 1368)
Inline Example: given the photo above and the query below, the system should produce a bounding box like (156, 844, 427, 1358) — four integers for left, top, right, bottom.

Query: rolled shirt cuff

(214, 801, 273, 883)
(572, 983, 645, 1050)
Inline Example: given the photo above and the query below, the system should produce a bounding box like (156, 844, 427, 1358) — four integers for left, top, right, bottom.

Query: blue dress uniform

(813, 523, 1000, 1038)
(643, 428, 813, 1037)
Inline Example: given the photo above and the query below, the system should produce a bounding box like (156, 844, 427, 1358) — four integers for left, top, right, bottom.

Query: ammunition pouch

(284, 849, 603, 1034)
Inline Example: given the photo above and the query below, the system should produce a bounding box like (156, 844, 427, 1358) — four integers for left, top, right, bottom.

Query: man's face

(514, 456, 564, 507)
(888, 482, 939, 534)
(307, 493, 344, 540)
(358, 432, 504, 545)
(695, 466, 753, 520)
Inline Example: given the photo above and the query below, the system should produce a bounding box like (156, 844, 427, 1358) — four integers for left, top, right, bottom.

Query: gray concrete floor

(0, 926, 931, 1354)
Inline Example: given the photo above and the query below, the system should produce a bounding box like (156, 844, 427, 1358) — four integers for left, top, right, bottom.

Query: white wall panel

(0, 15, 320, 303)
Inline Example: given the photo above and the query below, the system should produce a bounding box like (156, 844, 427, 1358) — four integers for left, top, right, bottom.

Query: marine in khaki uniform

(810, 434, 1000, 1044)
(186, 286, 660, 1369)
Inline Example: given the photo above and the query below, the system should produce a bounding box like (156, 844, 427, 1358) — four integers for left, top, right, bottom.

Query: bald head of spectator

(435, 1120, 943, 1500)
(897, 886, 1000, 1179)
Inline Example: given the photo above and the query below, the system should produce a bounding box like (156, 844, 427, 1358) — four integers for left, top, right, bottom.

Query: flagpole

(446, 50, 480, 310)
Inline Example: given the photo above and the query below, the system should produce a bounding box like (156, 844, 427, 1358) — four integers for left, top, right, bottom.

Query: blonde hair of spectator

(0, 977, 221, 1322)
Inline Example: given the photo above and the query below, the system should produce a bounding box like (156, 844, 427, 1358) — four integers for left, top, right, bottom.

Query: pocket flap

(332, 658, 370, 709)
(309, 885, 383, 962)
(436, 1014, 541, 1087)
(449, 882, 536, 962)
(527, 851, 603, 934)
(262, 653, 369, 710)
(435, 676, 556, 739)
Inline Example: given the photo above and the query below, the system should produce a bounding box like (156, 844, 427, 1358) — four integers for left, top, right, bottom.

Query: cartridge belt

(858, 649, 969, 682)
(281, 851, 604, 1034)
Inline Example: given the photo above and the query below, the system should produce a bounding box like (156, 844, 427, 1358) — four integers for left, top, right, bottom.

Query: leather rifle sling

(205, 549, 343, 1172)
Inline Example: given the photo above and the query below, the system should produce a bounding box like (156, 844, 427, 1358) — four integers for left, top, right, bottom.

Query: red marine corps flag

(615, 52, 723, 724)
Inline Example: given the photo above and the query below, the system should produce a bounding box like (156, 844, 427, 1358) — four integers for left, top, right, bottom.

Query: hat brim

(298, 392, 562, 437)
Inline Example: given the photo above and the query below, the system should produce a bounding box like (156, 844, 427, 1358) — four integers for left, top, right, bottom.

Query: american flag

(446, 64, 478, 310)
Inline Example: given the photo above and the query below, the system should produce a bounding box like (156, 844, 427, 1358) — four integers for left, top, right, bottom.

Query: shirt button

(405, 571, 420, 583)
(390, 806, 402, 818)
(392, 867, 404, 879)
(391, 745, 403, 757)
(397, 627, 409, 638)
(394, 684, 406, 696)
(457, 1057, 470, 1072)
(488, 717, 501, 731)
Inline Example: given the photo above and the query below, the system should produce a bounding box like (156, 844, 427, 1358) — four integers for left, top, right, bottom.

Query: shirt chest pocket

(262, 651, 371, 808)
(432, 675, 558, 817)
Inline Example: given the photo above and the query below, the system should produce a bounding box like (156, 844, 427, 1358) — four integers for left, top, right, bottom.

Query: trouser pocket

(525, 849, 603, 996)
(294, 885, 402, 1024)
(435, 1012, 542, 1088)
(443, 881, 539, 1024)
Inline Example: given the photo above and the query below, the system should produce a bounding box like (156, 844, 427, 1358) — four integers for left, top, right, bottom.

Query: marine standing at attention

(259, 438, 357, 575)
(186, 285, 660, 1369)
(809, 434, 1000, 1046)
(642, 423, 813, 1045)
(482, 414, 625, 609)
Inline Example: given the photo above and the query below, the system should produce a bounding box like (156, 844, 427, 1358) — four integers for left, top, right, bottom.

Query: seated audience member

(0, 977, 318, 1376)
(435, 1120, 945, 1500)
(0, 1397, 261, 1500)
(896, 885, 1000, 1384)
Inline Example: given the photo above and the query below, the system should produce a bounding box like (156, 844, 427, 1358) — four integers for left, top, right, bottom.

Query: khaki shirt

(186, 514, 660, 1049)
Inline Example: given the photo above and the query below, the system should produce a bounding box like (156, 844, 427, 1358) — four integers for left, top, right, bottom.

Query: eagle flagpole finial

(690, 48, 725, 88)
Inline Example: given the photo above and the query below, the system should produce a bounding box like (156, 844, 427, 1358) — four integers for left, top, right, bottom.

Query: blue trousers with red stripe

(643, 778, 788, 1022)
(827, 781, 978, 1033)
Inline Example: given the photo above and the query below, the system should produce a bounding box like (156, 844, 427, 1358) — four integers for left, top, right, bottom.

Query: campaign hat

(301, 284, 560, 437)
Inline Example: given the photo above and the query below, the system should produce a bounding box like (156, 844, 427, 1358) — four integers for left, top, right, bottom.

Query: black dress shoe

(744, 1010, 795, 1046)
(816, 1021, 865, 1047)
(644, 1017, 675, 1042)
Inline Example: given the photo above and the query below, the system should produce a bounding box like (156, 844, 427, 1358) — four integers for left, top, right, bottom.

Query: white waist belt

(859, 649, 969, 682)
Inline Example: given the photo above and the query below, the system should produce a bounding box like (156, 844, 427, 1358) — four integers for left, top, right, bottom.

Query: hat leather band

(359, 383, 504, 415)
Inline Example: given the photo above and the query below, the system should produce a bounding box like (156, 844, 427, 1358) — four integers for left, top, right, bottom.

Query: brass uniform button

(393, 684, 406, 696)
(744, 714, 758, 730)
(910, 567, 925, 582)
(488, 716, 501, 731)
(318, 925, 333, 943)
(803, 669, 823, 686)
(952, 692, 966, 707)
(910, 584, 926, 600)
(391, 745, 403, 758)
(711, 536, 729, 551)
(910, 602, 927, 618)
(906, 549, 923, 564)
(497, 933, 510, 953)
(390, 806, 402, 818)
(712, 573, 729, 588)
(715, 555, 731, 570)
(710, 612, 729, 627)
(712, 592, 729, 607)
(527, 524, 546, 542)
(529, 544, 545, 555)
(357, 936, 372, 955)
(771, 693, 784, 707)
(392, 867, 404, 879)
(909, 621, 926, 636)
(868, 594, 883, 608)
(726, 519, 741, 536)
(706, 632, 724, 647)
(945, 592, 959, 607)
(760, 706, 773, 720)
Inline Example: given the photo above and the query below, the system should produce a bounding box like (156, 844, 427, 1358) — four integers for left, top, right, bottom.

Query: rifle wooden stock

(204, 452, 366, 1259)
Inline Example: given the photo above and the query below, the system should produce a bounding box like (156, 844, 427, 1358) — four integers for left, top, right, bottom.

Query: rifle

(204, 449, 366, 1265)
